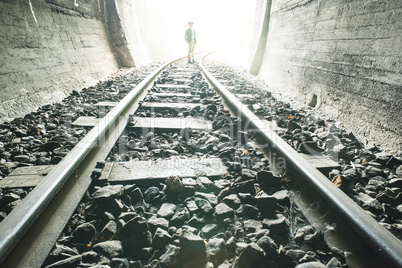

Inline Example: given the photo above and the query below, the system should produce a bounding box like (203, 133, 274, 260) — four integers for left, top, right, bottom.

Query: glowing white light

(154, 0, 253, 61)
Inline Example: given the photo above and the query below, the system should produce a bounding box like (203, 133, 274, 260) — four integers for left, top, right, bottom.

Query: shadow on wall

(102, 0, 176, 67)
(251, 0, 402, 149)
(0, 0, 175, 123)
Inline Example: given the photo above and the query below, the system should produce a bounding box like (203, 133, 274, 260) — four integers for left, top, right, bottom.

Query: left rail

(0, 57, 181, 267)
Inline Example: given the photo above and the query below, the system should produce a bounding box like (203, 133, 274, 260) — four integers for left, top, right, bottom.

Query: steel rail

(200, 57, 402, 268)
(0, 57, 182, 266)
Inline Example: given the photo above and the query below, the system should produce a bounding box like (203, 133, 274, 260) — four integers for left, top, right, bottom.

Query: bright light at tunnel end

(155, 0, 254, 62)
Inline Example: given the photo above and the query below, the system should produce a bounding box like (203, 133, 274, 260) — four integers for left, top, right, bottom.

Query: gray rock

(41, 141, 61, 152)
(285, 249, 305, 260)
(307, 94, 317, 107)
(233, 242, 265, 268)
(81, 251, 99, 264)
(295, 261, 326, 268)
(389, 178, 402, 188)
(255, 192, 277, 215)
(159, 244, 180, 267)
(92, 185, 124, 200)
(294, 225, 319, 244)
(195, 192, 218, 206)
(123, 216, 149, 234)
(222, 194, 241, 209)
(130, 188, 143, 203)
(363, 166, 384, 178)
(327, 257, 342, 267)
(101, 220, 117, 240)
(118, 212, 136, 222)
(106, 198, 124, 216)
(166, 175, 183, 193)
(129, 260, 143, 268)
(144, 186, 162, 204)
(255, 190, 289, 214)
(226, 236, 237, 258)
(243, 219, 263, 233)
(44, 255, 82, 268)
(196, 176, 215, 192)
(137, 246, 153, 262)
(111, 258, 129, 268)
(93, 240, 123, 259)
(48, 244, 79, 259)
(72, 222, 96, 243)
(253, 229, 270, 241)
(299, 251, 317, 262)
(201, 223, 218, 238)
(178, 225, 198, 236)
(262, 215, 289, 234)
(157, 203, 177, 219)
(354, 192, 382, 213)
(13, 154, 30, 162)
(217, 260, 231, 268)
(234, 228, 245, 241)
(0, 193, 20, 208)
(124, 231, 153, 254)
(147, 215, 169, 231)
(256, 170, 281, 186)
(214, 179, 231, 192)
(195, 197, 214, 214)
(186, 214, 204, 228)
(376, 192, 399, 207)
(382, 204, 401, 218)
(241, 169, 257, 180)
(228, 161, 242, 172)
(185, 199, 199, 213)
(396, 165, 402, 177)
(256, 235, 278, 258)
(231, 179, 256, 195)
(343, 168, 359, 180)
(329, 144, 348, 160)
(215, 203, 235, 220)
(207, 238, 226, 264)
(236, 204, 260, 218)
(272, 190, 290, 206)
(170, 206, 190, 226)
(366, 177, 386, 192)
(397, 204, 402, 213)
(179, 232, 207, 267)
(182, 178, 197, 194)
(153, 227, 172, 250)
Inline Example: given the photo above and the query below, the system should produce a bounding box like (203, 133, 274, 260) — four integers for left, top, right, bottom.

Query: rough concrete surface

(0, 0, 119, 122)
(255, 0, 401, 149)
(0, 0, 173, 123)
(0, 0, 400, 150)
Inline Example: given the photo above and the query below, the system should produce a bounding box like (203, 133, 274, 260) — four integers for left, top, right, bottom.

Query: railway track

(0, 55, 401, 267)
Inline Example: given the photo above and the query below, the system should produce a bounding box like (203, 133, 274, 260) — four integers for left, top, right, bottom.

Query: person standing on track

(184, 21, 196, 63)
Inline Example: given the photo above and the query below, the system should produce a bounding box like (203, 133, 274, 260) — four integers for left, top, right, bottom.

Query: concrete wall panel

(0, 0, 119, 122)
(256, 0, 401, 148)
(0, 0, 173, 123)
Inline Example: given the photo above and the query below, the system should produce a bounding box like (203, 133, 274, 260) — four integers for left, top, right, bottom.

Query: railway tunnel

(1, 1, 402, 268)
(1, 0, 401, 149)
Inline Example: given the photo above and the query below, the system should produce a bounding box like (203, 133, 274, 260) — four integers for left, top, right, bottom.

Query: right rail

(200, 56, 402, 268)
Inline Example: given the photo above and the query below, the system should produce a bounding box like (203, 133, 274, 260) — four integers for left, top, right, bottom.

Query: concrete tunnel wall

(249, 0, 401, 149)
(0, 0, 173, 123)
(1, 0, 400, 149)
